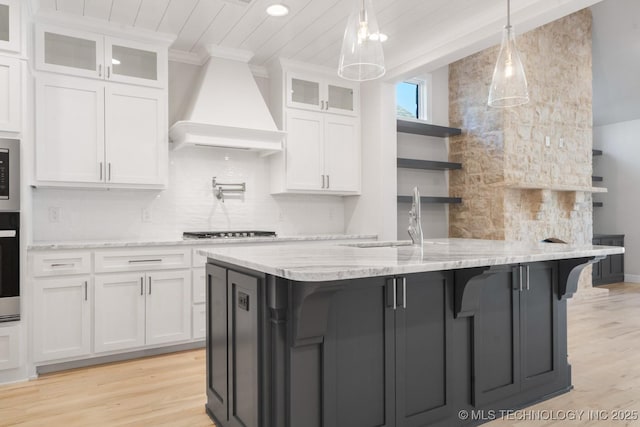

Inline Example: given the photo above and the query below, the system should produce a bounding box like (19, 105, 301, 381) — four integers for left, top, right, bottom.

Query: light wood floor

(1, 283, 640, 427)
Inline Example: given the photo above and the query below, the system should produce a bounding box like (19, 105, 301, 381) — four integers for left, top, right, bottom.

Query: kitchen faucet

(408, 186, 424, 246)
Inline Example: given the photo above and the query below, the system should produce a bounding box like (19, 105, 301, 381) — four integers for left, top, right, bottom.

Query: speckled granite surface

(28, 234, 377, 250)
(199, 238, 624, 282)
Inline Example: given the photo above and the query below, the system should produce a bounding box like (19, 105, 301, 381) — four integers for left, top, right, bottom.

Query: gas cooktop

(183, 231, 277, 239)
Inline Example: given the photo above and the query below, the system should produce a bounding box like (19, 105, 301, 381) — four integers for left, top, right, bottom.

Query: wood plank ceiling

(36, 0, 508, 69)
(36, 0, 598, 74)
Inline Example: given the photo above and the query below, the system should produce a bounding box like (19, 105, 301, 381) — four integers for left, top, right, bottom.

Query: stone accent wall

(448, 10, 595, 289)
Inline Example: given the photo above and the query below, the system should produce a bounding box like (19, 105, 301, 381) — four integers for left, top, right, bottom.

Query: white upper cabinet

(0, 0, 20, 54)
(270, 61, 361, 195)
(36, 75, 105, 183)
(286, 72, 358, 116)
(36, 25, 167, 88)
(35, 74, 167, 188)
(105, 84, 166, 185)
(0, 56, 20, 132)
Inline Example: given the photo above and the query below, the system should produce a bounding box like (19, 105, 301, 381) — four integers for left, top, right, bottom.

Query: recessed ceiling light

(266, 4, 289, 17)
(369, 33, 389, 42)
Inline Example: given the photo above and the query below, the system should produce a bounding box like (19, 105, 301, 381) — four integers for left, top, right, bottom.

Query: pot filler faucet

(408, 186, 424, 246)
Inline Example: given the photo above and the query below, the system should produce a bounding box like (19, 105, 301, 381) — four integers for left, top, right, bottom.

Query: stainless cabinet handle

(51, 263, 73, 268)
(325, 100, 329, 110)
(140, 277, 144, 296)
(128, 259, 162, 264)
(526, 265, 530, 291)
(402, 277, 407, 309)
(108, 163, 111, 181)
(393, 278, 397, 310)
(99, 162, 103, 181)
(107, 66, 111, 78)
(321, 175, 325, 189)
(148, 276, 152, 295)
(84, 281, 88, 301)
(98, 64, 102, 77)
(519, 266, 523, 292)
(327, 175, 330, 189)
(320, 100, 325, 110)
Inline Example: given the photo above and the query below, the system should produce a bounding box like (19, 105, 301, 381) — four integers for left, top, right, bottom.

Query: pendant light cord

(507, 0, 511, 28)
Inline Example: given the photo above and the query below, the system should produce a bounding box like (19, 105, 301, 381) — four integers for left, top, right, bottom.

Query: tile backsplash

(32, 145, 345, 242)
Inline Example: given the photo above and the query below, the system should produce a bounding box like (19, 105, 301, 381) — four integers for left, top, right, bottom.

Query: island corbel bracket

(290, 281, 348, 347)
(454, 266, 500, 318)
(558, 256, 606, 300)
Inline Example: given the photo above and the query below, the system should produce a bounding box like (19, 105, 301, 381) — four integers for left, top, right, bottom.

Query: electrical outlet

(141, 208, 152, 223)
(545, 136, 551, 147)
(48, 207, 61, 223)
(559, 137, 565, 148)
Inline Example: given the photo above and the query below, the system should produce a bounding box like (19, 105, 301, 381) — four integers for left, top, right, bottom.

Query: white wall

(344, 80, 397, 241)
(31, 61, 345, 242)
(593, 120, 640, 282)
(396, 66, 451, 239)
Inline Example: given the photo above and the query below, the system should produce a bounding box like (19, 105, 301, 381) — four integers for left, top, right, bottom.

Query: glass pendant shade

(338, 0, 385, 81)
(488, 25, 529, 108)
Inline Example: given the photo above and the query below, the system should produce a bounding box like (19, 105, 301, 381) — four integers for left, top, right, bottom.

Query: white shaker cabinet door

(285, 109, 324, 191)
(323, 115, 360, 193)
(94, 273, 146, 353)
(0, 0, 21, 53)
(105, 84, 166, 186)
(35, 75, 105, 183)
(145, 270, 191, 346)
(0, 56, 20, 132)
(33, 276, 92, 362)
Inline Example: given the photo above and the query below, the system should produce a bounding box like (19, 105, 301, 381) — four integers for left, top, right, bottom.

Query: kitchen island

(200, 239, 624, 427)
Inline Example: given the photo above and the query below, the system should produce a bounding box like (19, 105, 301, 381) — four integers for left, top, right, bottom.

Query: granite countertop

(27, 234, 378, 250)
(198, 238, 625, 282)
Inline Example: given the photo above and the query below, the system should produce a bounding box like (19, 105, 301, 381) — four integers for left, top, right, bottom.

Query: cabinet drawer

(192, 268, 206, 304)
(94, 248, 190, 273)
(32, 252, 91, 277)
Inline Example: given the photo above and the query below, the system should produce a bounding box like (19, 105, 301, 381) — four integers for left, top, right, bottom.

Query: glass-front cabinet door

(327, 82, 358, 116)
(286, 72, 359, 116)
(36, 26, 104, 79)
(105, 38, 166, 88)
(287, 72, 322, 111)
(0, 0, 20, 53)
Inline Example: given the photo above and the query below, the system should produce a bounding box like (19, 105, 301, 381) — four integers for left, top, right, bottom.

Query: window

(396, 77, 430, 121)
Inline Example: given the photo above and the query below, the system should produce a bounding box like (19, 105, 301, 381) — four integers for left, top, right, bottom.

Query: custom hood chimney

(169, 46, 285, 154)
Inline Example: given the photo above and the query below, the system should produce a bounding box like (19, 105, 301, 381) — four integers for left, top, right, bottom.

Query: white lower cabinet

(94, 269, 191, 353)
(33, 276, 91, 362)
(192, 267, 206, 340)
(0, 323, 20, 370)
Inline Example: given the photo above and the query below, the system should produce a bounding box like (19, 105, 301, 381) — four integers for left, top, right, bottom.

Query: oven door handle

(0, 230, 16, 238)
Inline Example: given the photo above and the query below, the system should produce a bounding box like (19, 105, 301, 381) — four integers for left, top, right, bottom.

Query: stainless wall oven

(0, 138, 19, 323)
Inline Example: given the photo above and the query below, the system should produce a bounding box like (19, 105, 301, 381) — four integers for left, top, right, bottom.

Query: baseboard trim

(36, 340, 205, 375)
(624, 274, 640, 283)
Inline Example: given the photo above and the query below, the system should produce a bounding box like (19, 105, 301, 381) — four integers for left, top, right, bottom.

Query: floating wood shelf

(592, 149, 603, 156)
(593, 202, 604, 208)
(397, 196, 462, 204)
(397, 119, 462, 138)
(503, 183, 608, 193)
(592, 176, 603, 182)
(397, 158, 462, 171)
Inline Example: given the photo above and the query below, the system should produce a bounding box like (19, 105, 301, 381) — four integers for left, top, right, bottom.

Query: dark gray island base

(204, 254, 602, 427)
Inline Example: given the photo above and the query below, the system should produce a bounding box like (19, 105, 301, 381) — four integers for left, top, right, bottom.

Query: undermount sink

(343, 241, 414, 248)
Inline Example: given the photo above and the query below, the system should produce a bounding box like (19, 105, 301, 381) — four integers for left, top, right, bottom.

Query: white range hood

(169, 46, 285, 155)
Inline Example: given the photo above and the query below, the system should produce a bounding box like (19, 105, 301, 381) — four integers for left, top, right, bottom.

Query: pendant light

(488, 0, 529, 107)
(338, 0, 385, 81)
